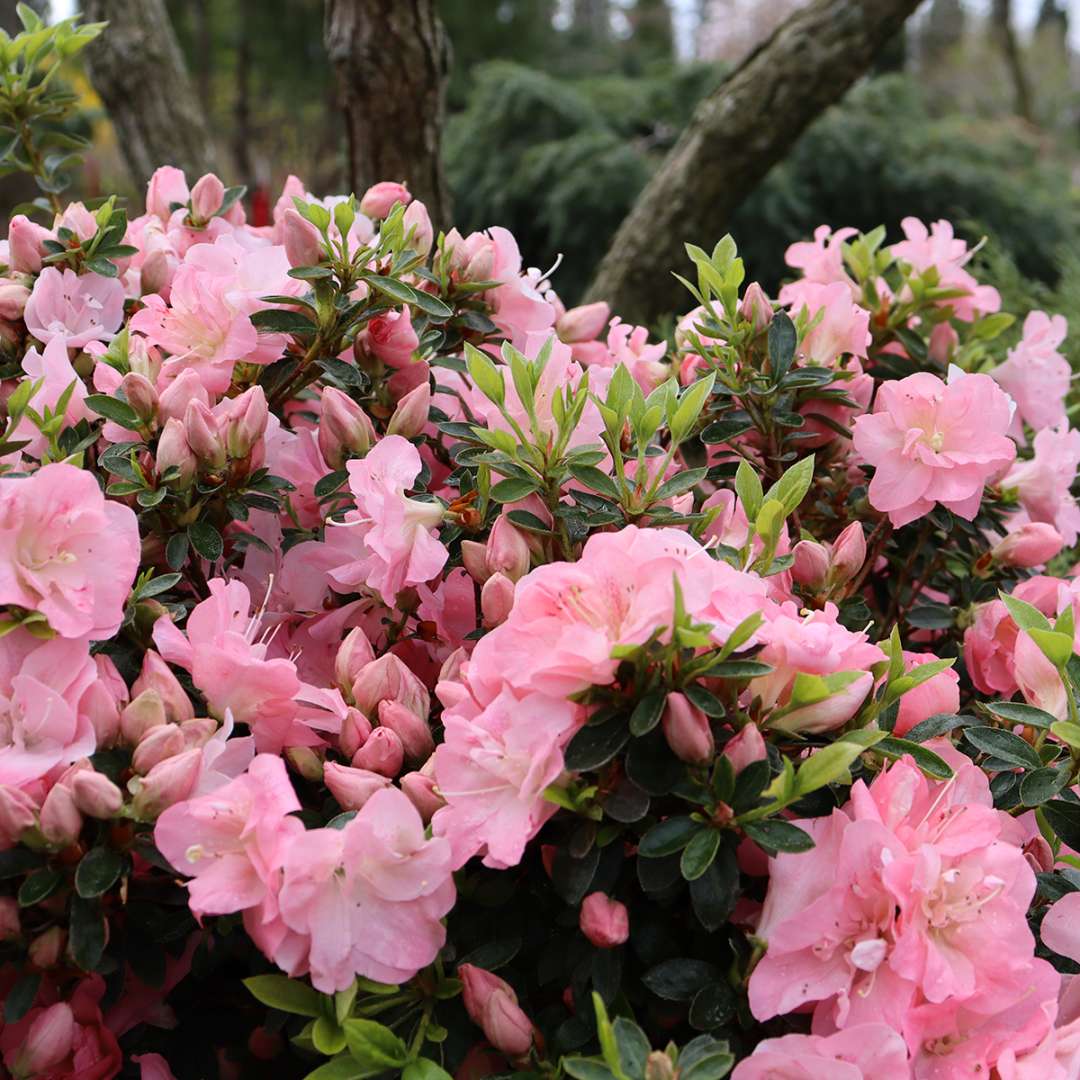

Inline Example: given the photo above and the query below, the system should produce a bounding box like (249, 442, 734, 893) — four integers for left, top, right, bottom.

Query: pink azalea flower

(328, 435, 448, 604)
(1004, 424, 1080, 546)
(0, 628, 98, 786)
(152, 579, 306, 752)
(893, 650, 961, 737)
(889, 217, 1002, 321)
(274, 787, 454, 991)
(154, 753, 302, 919)
(993, 311, 1070, 436)
(0, 463, 140, 639)
(782, 225, 858, 293)
(10, 337, 90, 461)
(750, 602, 885, 734)
(432, 687, 581, 869)
(786, 280, 870, 367)
(852, 371, 1016, 527)
(24, 266, 125, 347)
(731, 1023, 910, 1079)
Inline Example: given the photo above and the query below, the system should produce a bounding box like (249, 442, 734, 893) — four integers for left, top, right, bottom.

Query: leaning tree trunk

(586, 0, 924, 325)
(83, 0, 220, 189)
(324, 0, 451, 228)
(992, 0, 1034, 123)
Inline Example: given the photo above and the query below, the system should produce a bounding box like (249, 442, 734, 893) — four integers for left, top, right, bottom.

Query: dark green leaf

(638, 816, 701, 858)
(490, 477, 540, 503)
(0, 849, 44, 879)
(187, 521, 224, 561)
(642, 959, 721, 1002)
(1020, 766, 1070, 807)
(74, 846, 123, 899)
(984, 701, 1058, 729)
(629, 690, 666, 737)
(563, 714, 630, 772)
(569, 463, 620, 500)
(83, 393, 140, 429)
(4, 972, 41, 1023)
(870, 736, 955, 781)
(743, 819, 814, 855)
(250, 308, 316, 335)
(18, 867, 63, 906)
(1044, 800, 1080, 850)
(768, 310, 797, 383)
(964, 726, 1042, 770)
(903, 713, 973, 743)
(689, 982, 736, 1032)
(165, 532, 189, 571)
(680, 828, 721, 880)
(69, 895, 106, 971)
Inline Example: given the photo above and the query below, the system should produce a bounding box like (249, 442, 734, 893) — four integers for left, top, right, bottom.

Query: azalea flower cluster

(3, 137, 1080, 1080)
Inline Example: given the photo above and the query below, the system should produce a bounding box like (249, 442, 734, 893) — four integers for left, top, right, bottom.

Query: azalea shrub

(9, 12, 1080, 1080)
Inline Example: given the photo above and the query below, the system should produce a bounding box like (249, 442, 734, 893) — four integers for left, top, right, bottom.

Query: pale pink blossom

(787, 280, 870, 366)
(852, 371, 1016, 527)
(0, 463, 140, 639)
(993, 312, 1070, 435)
(24, 266, 125, 347)
(731, 1024, 910, 1079)
(1004, 424, 1080, 546)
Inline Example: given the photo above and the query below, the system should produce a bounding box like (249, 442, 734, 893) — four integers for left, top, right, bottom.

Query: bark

(82, 0, 219, 189)
(324, 0, 451, 228)
(992, 0, 1034, 123)
(586, 0, 924, 325)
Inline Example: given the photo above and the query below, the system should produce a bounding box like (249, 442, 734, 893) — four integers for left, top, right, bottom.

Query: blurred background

(6, 0, 1080, 323)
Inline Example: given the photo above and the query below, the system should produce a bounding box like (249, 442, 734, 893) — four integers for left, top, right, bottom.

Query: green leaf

(642, 959, 720, 1002)
(4, 972, 41, 1023)
(689, 845, 740, 931)
(243, 974, 323, 1017)
(490, 477, 540, 503)
(1028, 628, 1075, 669)
(403, 1062, 454, 1080)
(1020, 766, 1070, 807)
(313, 1016, 348, 1056)
(69, 895, 106, 971)
(680, 828, 721, 881)
(629, 689, 667, 737)
(250, 308, 316, 334)
(187, 521, 224, 561)
(83, 393, 141, 430)
(964, 727, 1042, 770)
(18, 867, 63, 906)
(74, 846, 123, 899)
(763, 454, 815, 516)
(1001, 593, 1051, 634)
(1052, 721, 1080, 749)
(465, 343, 505, 405)
(767, 309, 797, 381)
(343, 1018, 409, 1071)
(792, 730, 886, 796)
(563, 1061, 617, 1080)
(986, 702, 1058, 729)
(302, 1058, 365, 1080)
(654, 467, 708, 502)
(569, 463, 620, 500)
(870, 736, 954, 781)
(563, 713, 630, 772)
(638, 817, 702, 858)
(734, 460, 763, 522)
(742, 819, 814, 855)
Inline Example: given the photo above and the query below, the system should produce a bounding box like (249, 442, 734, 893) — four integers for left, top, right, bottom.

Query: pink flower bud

(460, 540, 490, 584)
(81, 660, 125, 749)
(335, 627, 377, 697)
(438, 646, 469, 687)
(319, 386, 375, 468)
(8, 213, 50, 274)
(351, 653, 430, 719)
(458, 965, 534, 1058)
(0, 278, 29, 320)
(359, 181, 411, 219)
(285, 746, 324, 782)
(386, 380, 431, 439)
(351, 726, 404, 777)
(39, 783, 82, 846)
(146, 165, 189, 222)
(282, 207, 323, 268)
(830, 521, 867, 585)
(486, 516, 530, 582)
(579, 892, 629, 948)
(993, 522, 1064, 568)
(223, 385, 268, 459)
(121, 371, 159, 423)
(130, 748, 201, 819)
(0, 784, 38, 847)
(155, 418, 196, 488)
(481, 572, 516, 629)
(378, 699, 434, 762)
(134, 651, 195, 725)
(0, 896, 19, 940)
(722, 725, 766, 775)
(133, 723, 186, 775)
(190, 173, 226, 222)
(180, 717, 219, 750)
(464, 244, 495, 283)
(17, 1002, 75, 1075)
(70, 770, 123, 819)
(184, 399, 226, 469)
(140, 247, 172, 297)
(399, 770, 444, 822)
(928, 321, 959, 366)
(644, 1051, 677, 1080)
(791, 540, 829, 589)
(403, 200, 433, 256)
(738, 282, 773, 331)
(366, 309, 419, 368)
(121, 689, 168, 745)
(158, 368, 208, 424)
(28, 926, 65, 968)
(556, 302, 610, 343)
(661, 692, 714, 764)
(339, 707, 374, 760)
(324, 761, 390, 810)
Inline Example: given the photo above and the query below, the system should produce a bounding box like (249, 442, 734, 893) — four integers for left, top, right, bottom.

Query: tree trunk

(586, 0, 924, 325)
(82, 0, 220, 189)
(324, 0, 451, 228)
(992, 0, 1034, 122)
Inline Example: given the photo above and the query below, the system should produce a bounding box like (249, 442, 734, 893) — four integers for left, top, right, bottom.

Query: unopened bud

(17, 1002, 75, 1076)
(386, 381, 431, 439)
(132, 722, 186, 775)
(28, 926, 65, 968)
(486, 516, 530, 582)
(830, 521, 867, 586)
(400, 770, 444, 822)
(223, 385, 268, 459)
(351, 726, 404, 777)
(661, 692, 714, 764)
(324, 761, 390, 810)
(70, 770, 124, 819)
(556, 302, 610, 343)
(359, 181, 411, 220)
(39, 783, 82, 846)
(992, 522, 1064, 569)
(0, 785, 37, 846)
(738, 282, 773, 331)
(184, 399, 226, 469)
(402, 200, 433, 257)
(339, 706, 373, 759)
(481, 572, 515, 628)
(282, 208, 323, 268)
(130, 749, 201, 819)
(8, 213, 49, 274)
(133, 651, 195, 725)
(319, 386, 374, 469)
(121, 371, 158, 423)
(722, 724, 766, 774)
(121, 689, 169, 745)
(155, 418, 196, 488)
(579, 892, 629, 948)
(791, 539, 829, 589)
(377, 699, 434, 762)
(190, 173, 225, 222)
